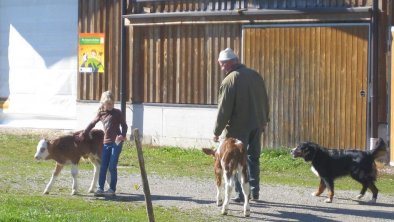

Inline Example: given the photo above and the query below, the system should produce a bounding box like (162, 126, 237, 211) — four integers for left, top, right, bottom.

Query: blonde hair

(98, 91, 114, 113)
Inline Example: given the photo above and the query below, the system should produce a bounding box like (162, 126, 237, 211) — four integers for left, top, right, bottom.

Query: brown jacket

(214, 64, 269, 138)
(84, 108, 128, 144)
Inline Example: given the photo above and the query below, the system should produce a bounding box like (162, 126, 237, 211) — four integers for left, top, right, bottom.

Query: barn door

(242, 24, 369, 149)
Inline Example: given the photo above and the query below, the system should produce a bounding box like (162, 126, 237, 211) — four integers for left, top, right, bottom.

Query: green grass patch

(0, 194, 205, 222)
(120, 144, 213, 178)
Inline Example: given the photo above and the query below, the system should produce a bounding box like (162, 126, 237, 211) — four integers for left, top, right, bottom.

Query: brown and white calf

(202, 138, 250, 217)
(34, 129, 104, 195)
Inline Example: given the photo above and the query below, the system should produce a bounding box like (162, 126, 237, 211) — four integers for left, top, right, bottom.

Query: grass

(1, 132, 394, 221)
(120, 144, 213, 178)
(0, 194, 199, 222)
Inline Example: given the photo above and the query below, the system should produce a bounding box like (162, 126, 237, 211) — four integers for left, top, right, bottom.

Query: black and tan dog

(291, 138, 387, 203)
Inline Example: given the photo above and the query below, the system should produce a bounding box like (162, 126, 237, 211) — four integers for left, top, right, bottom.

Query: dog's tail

(371, 138, 387, 160)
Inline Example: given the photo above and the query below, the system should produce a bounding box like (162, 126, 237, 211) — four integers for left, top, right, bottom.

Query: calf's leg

(88, 158, 100, 193)
(239, 168, 251, 217)
(71, 164, 79, 195)
(44, 163, 64, 194)
(216, 182, 224, 207)
(221, 172, 233, 215)
(215, 166, 223, 206)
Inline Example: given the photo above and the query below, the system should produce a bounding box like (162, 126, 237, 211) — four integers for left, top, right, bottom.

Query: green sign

(80, 37, 101, 45)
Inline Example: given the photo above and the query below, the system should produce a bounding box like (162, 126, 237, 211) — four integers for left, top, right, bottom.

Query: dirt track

(69, 172, 394, 222)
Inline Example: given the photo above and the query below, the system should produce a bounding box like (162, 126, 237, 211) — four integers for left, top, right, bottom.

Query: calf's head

(34, 139, 50, 160)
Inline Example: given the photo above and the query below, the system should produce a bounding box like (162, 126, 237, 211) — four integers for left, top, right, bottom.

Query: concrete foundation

(1, 102, 219, 149)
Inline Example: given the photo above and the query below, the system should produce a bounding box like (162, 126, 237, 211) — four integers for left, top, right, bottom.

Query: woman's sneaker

(94, 189, 105, 197)
(105, 189, 115, 196)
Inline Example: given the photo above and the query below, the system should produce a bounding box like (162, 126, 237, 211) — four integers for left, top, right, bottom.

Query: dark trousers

(234, 127, 262, 197)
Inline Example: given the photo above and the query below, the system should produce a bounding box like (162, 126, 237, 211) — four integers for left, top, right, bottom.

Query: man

(213, 48, 270, 202)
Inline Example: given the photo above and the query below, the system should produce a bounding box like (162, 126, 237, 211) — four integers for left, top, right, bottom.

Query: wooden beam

(123, 8, 371, 26)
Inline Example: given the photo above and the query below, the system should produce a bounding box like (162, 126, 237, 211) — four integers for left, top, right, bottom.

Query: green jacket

(214, 64, 269, 138)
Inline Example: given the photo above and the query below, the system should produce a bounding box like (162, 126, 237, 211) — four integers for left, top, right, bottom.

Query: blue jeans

(234, 128, 262, 198)
(98, 142, 123, 192)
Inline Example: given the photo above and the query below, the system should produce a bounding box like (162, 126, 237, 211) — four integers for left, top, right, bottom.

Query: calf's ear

(202, 148, 215, 156)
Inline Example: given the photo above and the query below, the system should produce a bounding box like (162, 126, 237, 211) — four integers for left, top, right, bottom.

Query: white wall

(133, 104, 218, 148)
(0, 1, 10, 98)
(0, 0, 78, 118)
(76, 103, 218, 149)
(1, 101, 220, 149)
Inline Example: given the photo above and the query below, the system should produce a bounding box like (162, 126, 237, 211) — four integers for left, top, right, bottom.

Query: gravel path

(71, 172, 394, 222)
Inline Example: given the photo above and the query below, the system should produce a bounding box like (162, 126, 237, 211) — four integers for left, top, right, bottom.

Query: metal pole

(369, 0, 379, 149)
(371, 1, 379, 136)
(120, 0, 127, 118)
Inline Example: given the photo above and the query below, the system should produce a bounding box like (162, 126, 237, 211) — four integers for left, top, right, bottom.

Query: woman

(77, 90, 128, 196)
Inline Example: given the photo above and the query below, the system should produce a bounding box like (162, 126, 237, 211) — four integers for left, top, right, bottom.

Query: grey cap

(218, 48, 238, 61)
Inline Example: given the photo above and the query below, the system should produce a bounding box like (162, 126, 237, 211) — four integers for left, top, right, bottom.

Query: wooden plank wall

(78, 0, 124, 101)
(243, 25, 369, 148)
(129, 24, 241, 104)
(78, 0, 374, 104)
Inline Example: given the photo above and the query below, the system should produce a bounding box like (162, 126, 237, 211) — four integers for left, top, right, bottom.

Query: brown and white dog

(202, 138, 250, 217)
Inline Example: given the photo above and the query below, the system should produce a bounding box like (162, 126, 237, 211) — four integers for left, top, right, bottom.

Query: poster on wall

(79, 33, 105, 73)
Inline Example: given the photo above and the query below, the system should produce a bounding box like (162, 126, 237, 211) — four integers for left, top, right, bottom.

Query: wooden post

(391, 28, 394, 166)
(133, 128, 155, 222)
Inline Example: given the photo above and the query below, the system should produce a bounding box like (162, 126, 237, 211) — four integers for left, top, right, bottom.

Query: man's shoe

(250, 194, 259, 201)
(94, 189, 105, 197)
(231, 196, 244, 203)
